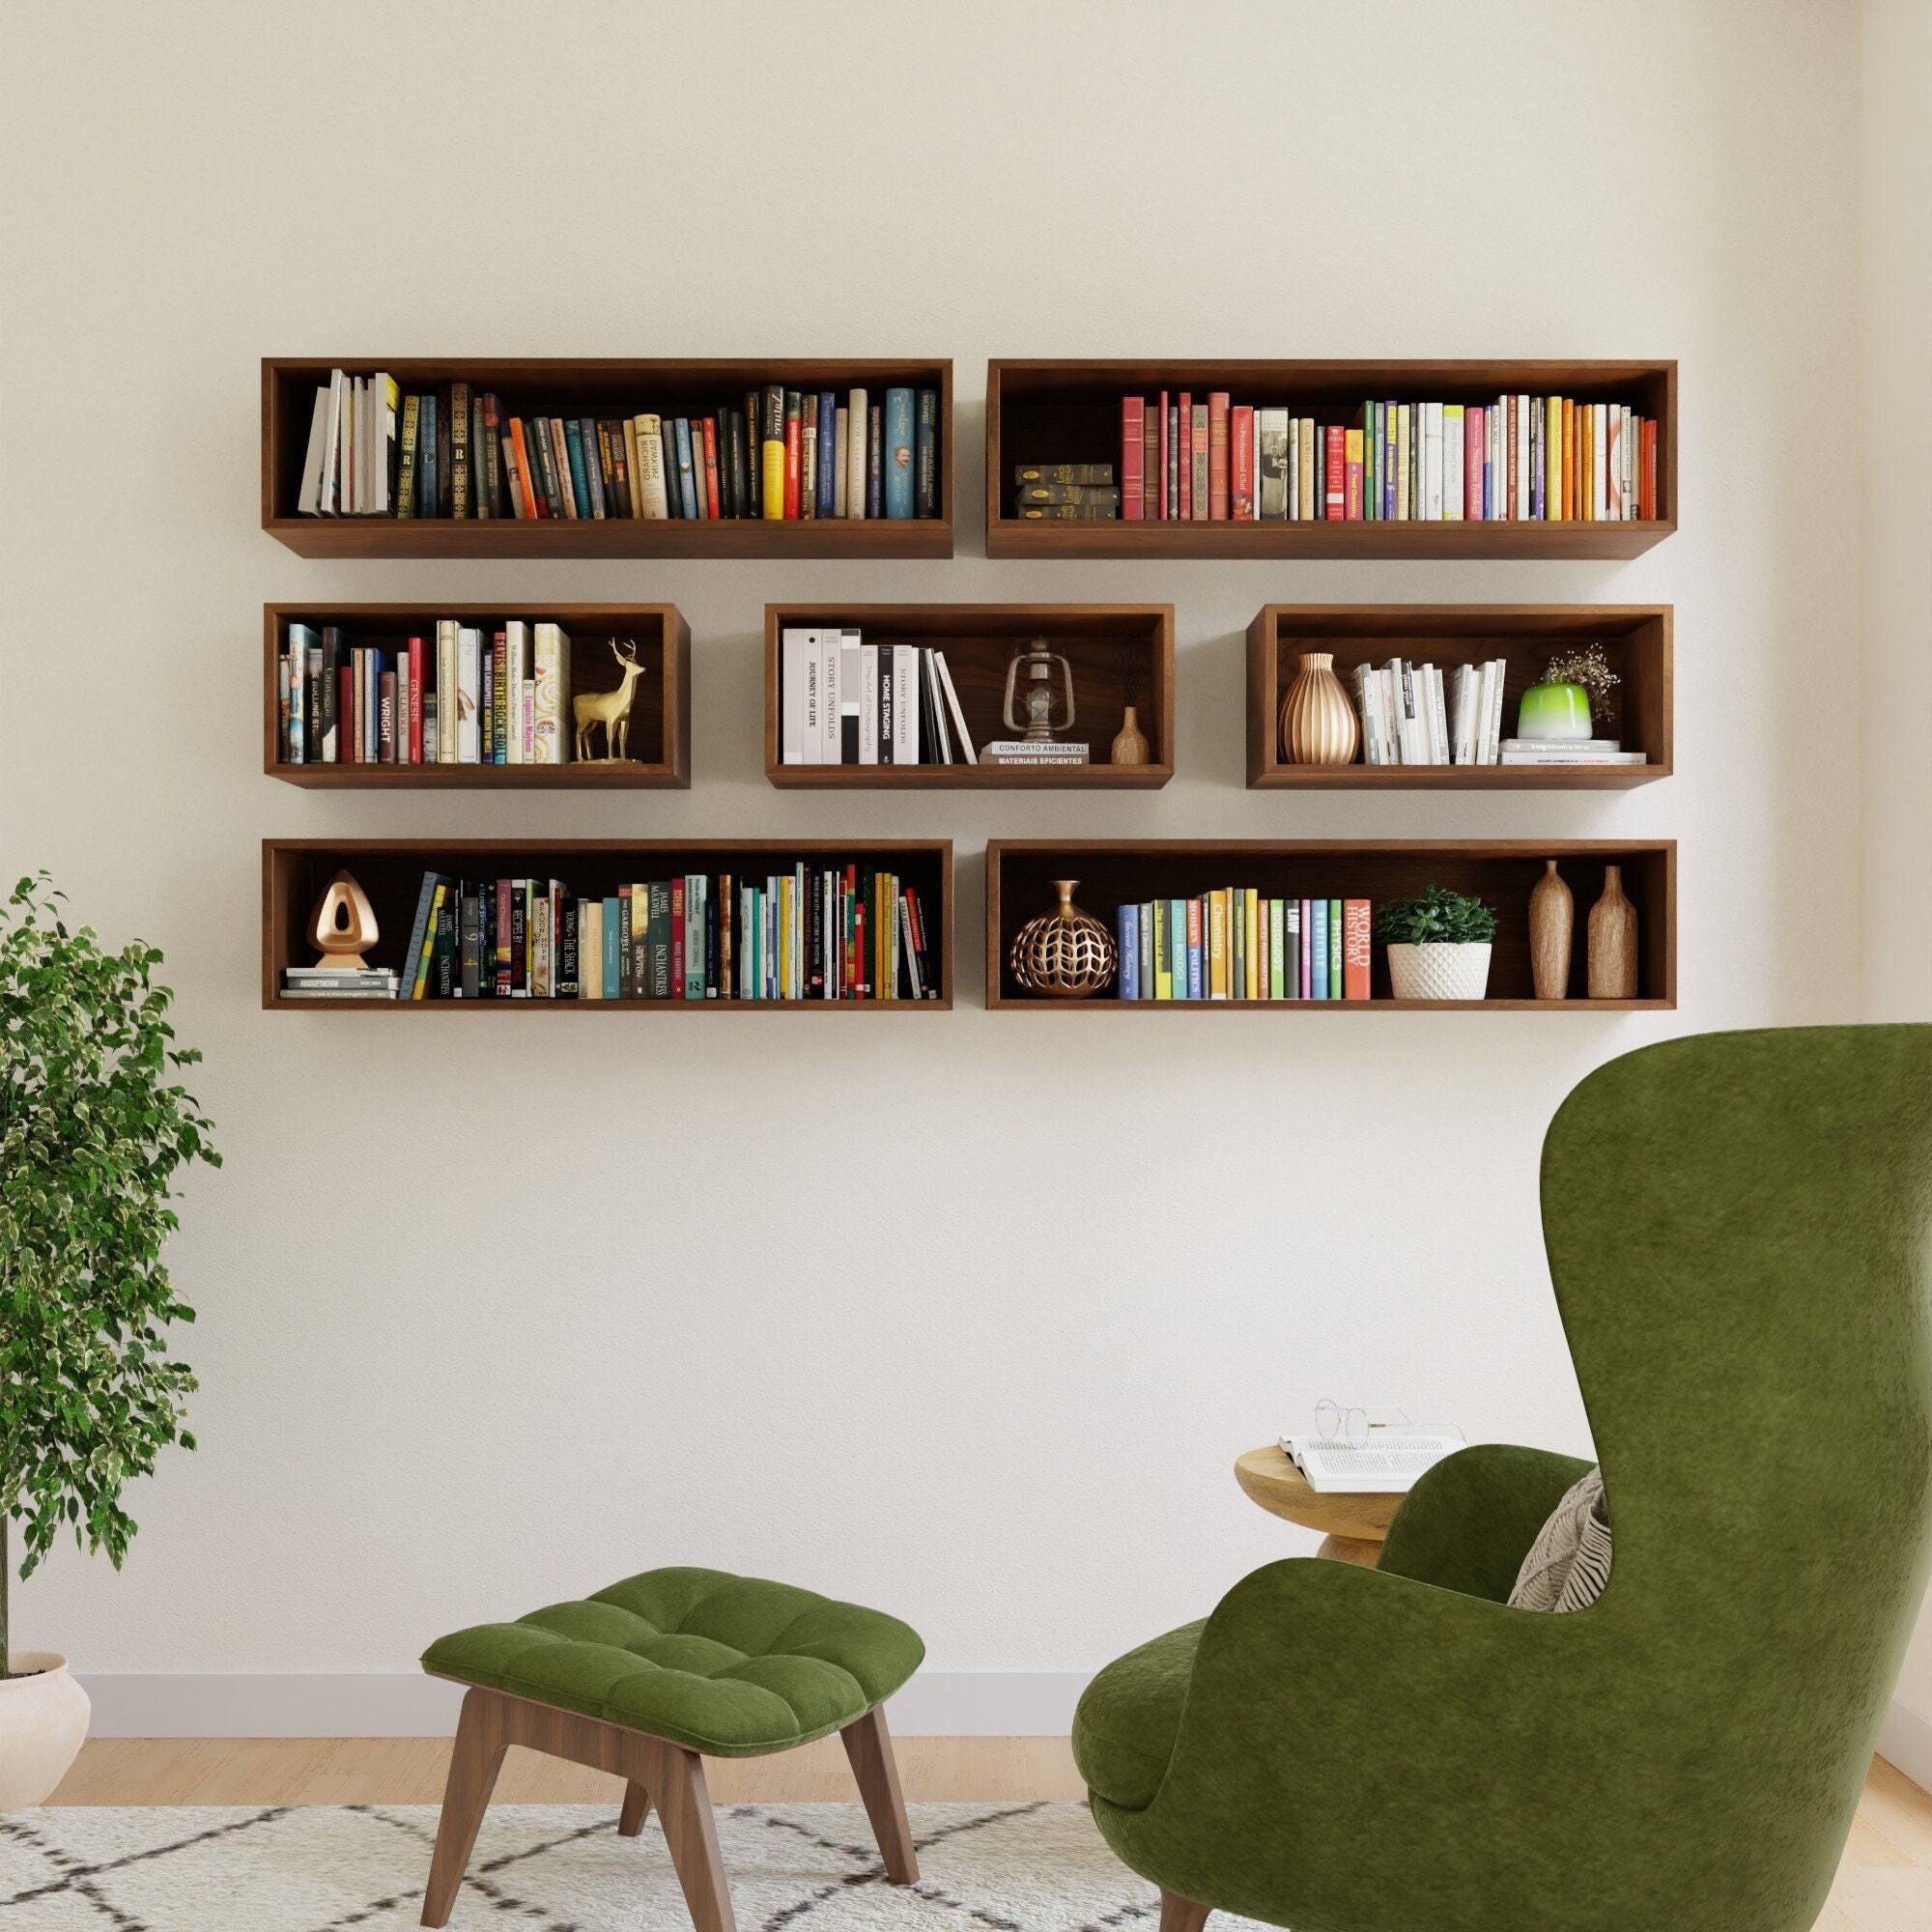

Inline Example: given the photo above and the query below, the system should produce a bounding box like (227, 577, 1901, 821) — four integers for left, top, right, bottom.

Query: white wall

(0, 1, 1867, 1727)
(1860, 0, 1932, 1785)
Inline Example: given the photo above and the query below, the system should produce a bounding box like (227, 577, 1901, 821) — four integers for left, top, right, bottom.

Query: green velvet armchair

(1073, 1026, 1932, 1932)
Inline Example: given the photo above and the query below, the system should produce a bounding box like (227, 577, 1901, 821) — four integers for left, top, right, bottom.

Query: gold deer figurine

(573, 638, 646, 762)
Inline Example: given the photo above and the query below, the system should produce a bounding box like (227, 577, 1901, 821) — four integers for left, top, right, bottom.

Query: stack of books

(279, 965, 399, 1002)
(1011, 463, 1117, 522)
(1350, 658, 1509, 766)
(295, 373, 941, 522)
(278, 620, 573, 767)
(1115, 392, 1659, 523)
(1498, 739, 1647, 768)
(779, 627, 977, 765)
(1113, 894, 1372, 1001)
(391, 866, 939, 1002)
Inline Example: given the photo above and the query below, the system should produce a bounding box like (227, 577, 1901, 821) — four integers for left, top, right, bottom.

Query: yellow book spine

(1245, 891, 1261, 1000)
(1208, 889, 1229, 999)
(1153, 902, 1173, 1001)
(762, 438, 786, 521)
(1545, 397, 1563, 521)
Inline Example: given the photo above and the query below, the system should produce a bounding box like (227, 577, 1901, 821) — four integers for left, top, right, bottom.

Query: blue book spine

(883, 387, 915, 518)
(672, 418, 698, 518)
(563, 418, 592, 521)
(1118, 905, 1139, 1000)
(1311, 909, 1329, 1000)
(815, 391, 837, 516)
(602, 897, 621, 998)
(1139, 901, 1155, 1001)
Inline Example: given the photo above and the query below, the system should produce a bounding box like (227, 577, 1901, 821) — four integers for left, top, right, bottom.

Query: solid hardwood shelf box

(1247, 606, 1671, 790)
(763, 604, 1175, 789)
(264, 604, 691, 788)
(985, 359, 1676, 560)
(262, 358, 953, 559)
(985, 840, 1674, 1009)
(263, 838, 953, 1009)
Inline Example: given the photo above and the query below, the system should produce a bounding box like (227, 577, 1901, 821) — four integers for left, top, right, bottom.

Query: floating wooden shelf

(263, 839, 953, 1009)
(265, 604, 691, 788)
(985, 840, 1675, 1009)
(1248, 606, 1671, 789)
(985, 359, 1675, 559)
(763, 604, 1174, 788)
(262, 358, 952, 558)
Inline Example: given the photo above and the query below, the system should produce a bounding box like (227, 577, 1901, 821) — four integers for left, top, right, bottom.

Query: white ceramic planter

(0, 1652, 91, 1808)
(1386, 942, 1492, 1002)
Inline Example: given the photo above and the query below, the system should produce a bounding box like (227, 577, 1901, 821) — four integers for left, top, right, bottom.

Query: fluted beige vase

(1279, 652, 1360, 766)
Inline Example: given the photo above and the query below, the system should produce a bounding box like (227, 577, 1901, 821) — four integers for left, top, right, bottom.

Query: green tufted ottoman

(418, 1566, 925, 1931)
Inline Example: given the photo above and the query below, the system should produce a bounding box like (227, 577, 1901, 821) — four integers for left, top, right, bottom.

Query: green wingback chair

(1073, 1026, 1932, 1932)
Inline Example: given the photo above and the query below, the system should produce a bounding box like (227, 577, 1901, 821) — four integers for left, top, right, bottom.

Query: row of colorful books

(1115, 895, 1372, 1000)
(1111, 394, 1659, 523)
(277, 620, 575, 766)
(298, 867, 941, 1002)
(295, 373, 941, 522)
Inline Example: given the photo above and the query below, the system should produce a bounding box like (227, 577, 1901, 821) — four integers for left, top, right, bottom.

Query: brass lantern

(1002, 637, 1077, 745)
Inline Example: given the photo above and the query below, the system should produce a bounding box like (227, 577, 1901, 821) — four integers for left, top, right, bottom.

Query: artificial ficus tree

(0, 873, 217, 1675)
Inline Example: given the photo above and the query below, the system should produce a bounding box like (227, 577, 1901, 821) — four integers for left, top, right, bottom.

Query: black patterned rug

(0, 1801, 1270, 1929)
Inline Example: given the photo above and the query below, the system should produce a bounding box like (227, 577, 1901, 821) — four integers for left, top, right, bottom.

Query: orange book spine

(1343, 899, 1372, 1001)
(508, 418, 540, 519)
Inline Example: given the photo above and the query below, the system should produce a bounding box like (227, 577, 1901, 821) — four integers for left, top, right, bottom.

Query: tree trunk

(1, 1507, 10, 1679)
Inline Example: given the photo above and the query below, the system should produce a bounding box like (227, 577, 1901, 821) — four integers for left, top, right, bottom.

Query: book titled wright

(294, 372, 941, 523)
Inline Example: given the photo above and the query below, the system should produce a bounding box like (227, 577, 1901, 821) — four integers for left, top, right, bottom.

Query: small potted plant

(1518, 643, 1620, 742)
(1375, 885, 1498, 1001)
(0, 874, 217, 1806)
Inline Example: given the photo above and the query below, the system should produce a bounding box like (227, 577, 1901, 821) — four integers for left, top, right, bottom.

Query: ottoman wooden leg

(1160, 1890, 1210, 1932)
(840, 1703, 919, 1884)
(422, 1689, 509, 1927)
(649, 1741, 737, 1932)
(618, 1779, 652, 1836)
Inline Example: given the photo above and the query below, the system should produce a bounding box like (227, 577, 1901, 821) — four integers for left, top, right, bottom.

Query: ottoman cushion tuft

(422, 1566, 924, 1756)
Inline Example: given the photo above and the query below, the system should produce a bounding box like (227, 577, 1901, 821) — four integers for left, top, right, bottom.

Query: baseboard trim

(1878, 1697, 1932, 1793)
(74, 1670, 1094, 1741)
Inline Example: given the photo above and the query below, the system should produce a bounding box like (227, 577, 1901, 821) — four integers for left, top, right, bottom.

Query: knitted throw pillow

(1508, 1466, 1612, 1612)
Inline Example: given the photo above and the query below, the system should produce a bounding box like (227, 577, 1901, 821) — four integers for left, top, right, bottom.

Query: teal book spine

(883, 387, 915, 519)
(1169, 898, 1187, 1000)
(1328, 899, 1343, 999)
(601, 895, 621, 999)
(564, 419, 593, 522)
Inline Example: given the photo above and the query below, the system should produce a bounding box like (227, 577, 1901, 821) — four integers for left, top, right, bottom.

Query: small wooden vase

(1109, 706, 1151, 766)
(309, 869, 379, 970)
(1528, 860, 1574, 1000)
(1009, 879, 1117, 999)
(1279, 652, 1359, 766)
(1587, 865, 1638, 999)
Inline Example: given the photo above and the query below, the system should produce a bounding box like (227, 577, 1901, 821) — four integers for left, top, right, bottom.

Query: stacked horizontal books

(1011, 464, 1118, 522)
(279, 964, 399, 1002)
(778, 627, 978, 765)
(1115, 393, 1659, 523)
(373, 866, 940, 1002)
(1113, 894, 1372, 1001)
(1350, 658, 1509, 766)
(277, 620, 573, 766)
(294, 373, 940, 522)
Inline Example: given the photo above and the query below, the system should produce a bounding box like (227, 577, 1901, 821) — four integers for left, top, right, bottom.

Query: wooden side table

(1234, 1445, 1405, 1568)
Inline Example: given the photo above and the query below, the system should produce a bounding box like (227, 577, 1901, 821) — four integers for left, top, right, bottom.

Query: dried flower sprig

(1540, 644, 1619, 708)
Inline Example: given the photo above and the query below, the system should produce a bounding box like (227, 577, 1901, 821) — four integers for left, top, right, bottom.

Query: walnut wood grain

(840, 1705, 919, 1884)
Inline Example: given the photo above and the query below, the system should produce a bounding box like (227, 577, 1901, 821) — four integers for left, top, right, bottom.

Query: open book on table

(1279, 1432, 1465, 1494)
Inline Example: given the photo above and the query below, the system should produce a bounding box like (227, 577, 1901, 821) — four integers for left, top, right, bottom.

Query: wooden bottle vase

(1279, 653, 1360, 766)
(1587, 865, 1638, 999)
(1528, 860, 1574, 1000)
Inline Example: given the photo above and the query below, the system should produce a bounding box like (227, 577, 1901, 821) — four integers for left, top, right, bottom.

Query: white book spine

(1429, 666, 1450, 764)
(1516, 396, 1530, 523)
(892, 643, 920, 764)
(859, 642, 880, 764)
(1487, 658, 1508, 763)
(531, 621, 569, 764)
(1442, 409, 1463, 521)
(634, 415, 670, 519)
(846, 389, 868, 517)
(1394, 405, 1410, 520)
(819, 634, 843, 763)
(298, 386, 330, 515)
(923, 649, 952, 763)
(456, 627, 481, 764)
(1593, 403, 1609, 519)
(1286, 417, 1298, 520)
(1423, 405, 1443, 520)
(436, 619, 457, 765)
(933, 651, 976, 763)
(781, 628, 812, 765)
(1353, 665, 1378, 764)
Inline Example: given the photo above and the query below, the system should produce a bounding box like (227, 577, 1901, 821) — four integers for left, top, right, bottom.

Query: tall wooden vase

(1528, 860, 1573, 1000)
(1587, 865, 1638, 999)
(1279, 652, 1359, 766)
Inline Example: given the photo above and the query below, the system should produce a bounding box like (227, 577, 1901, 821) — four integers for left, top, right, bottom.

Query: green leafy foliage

(0, 873, 216, 1674)
(1373, 884, 1498, 947)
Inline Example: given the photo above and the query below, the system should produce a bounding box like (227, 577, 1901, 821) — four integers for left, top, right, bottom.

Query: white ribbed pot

(1386, 942, 1492, 1002)
(0, 1652, 91, 1808)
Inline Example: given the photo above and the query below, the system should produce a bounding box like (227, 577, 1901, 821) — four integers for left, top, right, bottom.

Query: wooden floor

(47, 1740, 1932, 1927)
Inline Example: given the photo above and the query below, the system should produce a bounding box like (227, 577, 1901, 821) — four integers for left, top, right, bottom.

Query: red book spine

(670, 879, 685, 997)
(1324, 426, 1346, 520)
(1343, 900, 1372, 1001)
(1178, 392, 1192, 520)
(1208, 391, 1231, 519)
(783, 417, 802, 518)
(337, 665, 355, 761)
(407, 637, 425, 763)
(1465, 406, 1486, 521)
(1230, 405, 1255, 519)
(701, 417, 722, 518)
(1122, 397, 1146, 521)
(854, 901, 867, 1000)
(1642, 417, 1658, 519)
(1155, 389, 1169, 519)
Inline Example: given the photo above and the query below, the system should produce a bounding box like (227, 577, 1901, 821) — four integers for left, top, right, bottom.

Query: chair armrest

(1377, 1442, 1593, 1602)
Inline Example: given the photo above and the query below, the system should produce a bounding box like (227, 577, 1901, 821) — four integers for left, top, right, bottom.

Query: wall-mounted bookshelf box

(262, 358, 953, 559)
(986, 840, 1675, 1010)
(264, 839, 953, 1010)
(763, 604, 1175, 789)
(265, 604, 691, 788)
(1248, 606, 1671, 790)
(985, 359, 1676, 559)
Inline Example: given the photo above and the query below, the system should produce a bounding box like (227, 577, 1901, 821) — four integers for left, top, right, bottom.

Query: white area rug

(0, 1801, 1272, 1929)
